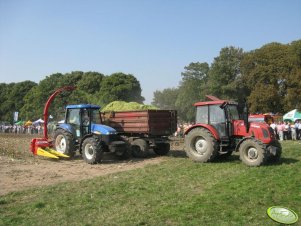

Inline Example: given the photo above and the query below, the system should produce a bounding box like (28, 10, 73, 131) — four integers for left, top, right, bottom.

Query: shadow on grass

(268, 157, 299, 166)
(168, 149, 187, 158)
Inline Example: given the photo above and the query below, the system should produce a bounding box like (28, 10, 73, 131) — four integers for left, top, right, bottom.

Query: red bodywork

(185, 95, 276, 145)
(30, 86, 76, 155)
(232, 120, 275, 144)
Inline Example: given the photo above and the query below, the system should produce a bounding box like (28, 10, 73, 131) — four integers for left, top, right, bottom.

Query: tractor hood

(91, 124, 117, 135)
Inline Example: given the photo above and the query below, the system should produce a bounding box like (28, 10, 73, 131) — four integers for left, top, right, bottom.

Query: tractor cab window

(226, 105, 240, 121)
(67, 109, 80, 125)
(196, 106, 208, 124)
(209, 105, 226, 123)
(210, 105, 227, 138)
(81, 109, 90, 126)
(91, 109, 102, 124)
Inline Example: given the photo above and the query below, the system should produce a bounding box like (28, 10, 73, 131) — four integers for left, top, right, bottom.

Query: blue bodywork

(91, 123, 117, 135)
(57, 104, 117, 137)
(58, 123, 117, 136)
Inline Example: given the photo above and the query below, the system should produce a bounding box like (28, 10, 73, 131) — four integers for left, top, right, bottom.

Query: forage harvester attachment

(29, 86, 75, 159)
(30, 138, 69, 159)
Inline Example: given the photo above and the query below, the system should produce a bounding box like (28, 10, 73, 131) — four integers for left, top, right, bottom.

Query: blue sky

(1, 0, 301, 104)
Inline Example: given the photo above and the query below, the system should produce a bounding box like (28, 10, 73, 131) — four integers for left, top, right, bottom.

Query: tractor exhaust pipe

(243, 99, 250, 133)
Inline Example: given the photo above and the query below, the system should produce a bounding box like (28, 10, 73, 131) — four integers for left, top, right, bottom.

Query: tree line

(152, 40, 301, 122)
(1, 39, 300, 123)
(0, 72, 144, 122)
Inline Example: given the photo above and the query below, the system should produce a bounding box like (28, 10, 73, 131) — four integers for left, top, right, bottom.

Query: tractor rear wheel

(53, 128, 76, 157)
(131, 139, 149, 158)
(153, 143, 170, 156)
(184, 128, 218, 162)
(239, 139, 267, 166)
(82, 137, 103, 164)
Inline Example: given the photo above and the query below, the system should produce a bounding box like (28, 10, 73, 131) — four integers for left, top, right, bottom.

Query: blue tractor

(53, 104, 129, 164)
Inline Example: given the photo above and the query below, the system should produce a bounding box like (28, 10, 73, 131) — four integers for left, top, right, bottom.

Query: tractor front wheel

(82, 137, 103, 164)
(184, 128, 218, 162)
(239, 139, 267, 166)
(53, 128, 76, 157)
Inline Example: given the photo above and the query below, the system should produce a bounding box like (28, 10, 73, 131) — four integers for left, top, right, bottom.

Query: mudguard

(184, 124, 220, 140)
(57, 123, 77, 137)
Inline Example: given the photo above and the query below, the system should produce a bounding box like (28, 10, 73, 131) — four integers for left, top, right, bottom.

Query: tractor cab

(194, 97, 240, 141)
(54, 104, 128, 164)
(65, 104, 103, 138)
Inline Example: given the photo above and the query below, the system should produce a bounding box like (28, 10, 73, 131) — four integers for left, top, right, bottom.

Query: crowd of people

(0, 124, 44, 134)
(270, 120, 301, 141)
(0, 123, 58, 135)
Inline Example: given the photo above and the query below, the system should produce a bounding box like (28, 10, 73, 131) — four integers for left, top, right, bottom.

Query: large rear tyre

(82, 137, 103, 164)
(131, 139, 149, 158)
(153, 143, 170, 156)
(53, 128, 76, 157)
(239, 139, 267, 166)
(184, 128, 218, 162)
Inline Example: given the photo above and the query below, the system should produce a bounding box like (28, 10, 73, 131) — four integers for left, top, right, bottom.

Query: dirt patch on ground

(0, 134, 185, 196)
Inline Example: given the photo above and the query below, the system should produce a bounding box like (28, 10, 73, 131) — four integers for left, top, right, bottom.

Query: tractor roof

(66, 104, 100, 109)
(194, 95, 237, 107)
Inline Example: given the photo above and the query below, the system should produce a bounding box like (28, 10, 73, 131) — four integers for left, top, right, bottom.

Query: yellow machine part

(36, 148, 59, 159)
(45, 148, 69, 158)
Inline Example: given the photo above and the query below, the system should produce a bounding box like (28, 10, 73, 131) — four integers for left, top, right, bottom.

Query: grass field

(0, 141, 300, 226)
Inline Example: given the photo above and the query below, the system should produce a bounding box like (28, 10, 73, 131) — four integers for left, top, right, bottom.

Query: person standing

(283, 121, 289, 140)
(277, 121, 284, 141)
(270, 121, 277, 137)
(298, 121, 301, 140)
(291, 123, 297, 140)
(295, 120, 300, 140)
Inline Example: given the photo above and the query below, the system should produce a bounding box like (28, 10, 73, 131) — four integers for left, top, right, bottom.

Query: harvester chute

(30, 86, 76, 159)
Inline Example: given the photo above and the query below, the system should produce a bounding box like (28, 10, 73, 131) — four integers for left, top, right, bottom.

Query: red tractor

(184, 96, 281, 166)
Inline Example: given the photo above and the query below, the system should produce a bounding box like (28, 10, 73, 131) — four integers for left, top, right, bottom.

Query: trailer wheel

(82, 137, 103, 164)
(131, 139, 149, 158)
(53, 128, 76, 157)
(184, 128, 218, 162)
(116, 144, 132, 160)
(239, 139, 267, 166)
(154, 143, 170, 156)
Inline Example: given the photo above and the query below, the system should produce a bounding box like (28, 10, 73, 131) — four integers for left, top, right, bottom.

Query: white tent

(283, 109, 301, 122)
(33, 118, 44, 125)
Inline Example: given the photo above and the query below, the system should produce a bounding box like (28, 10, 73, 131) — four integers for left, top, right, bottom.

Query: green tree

(152, 88, 179, 110)
(175, 62, 209, 122)
(241, 42, 297, 113)
(21, 73, 64, 120)
(283, 40, 301, 111)
(0, 81, 37, 122)
(207, 46, 246, 104)
(77, 72, 104, 94)
(100, 73, 144, 105)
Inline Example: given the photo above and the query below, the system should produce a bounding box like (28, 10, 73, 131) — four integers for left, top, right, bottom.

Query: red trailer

(101, 110, 177, 157)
